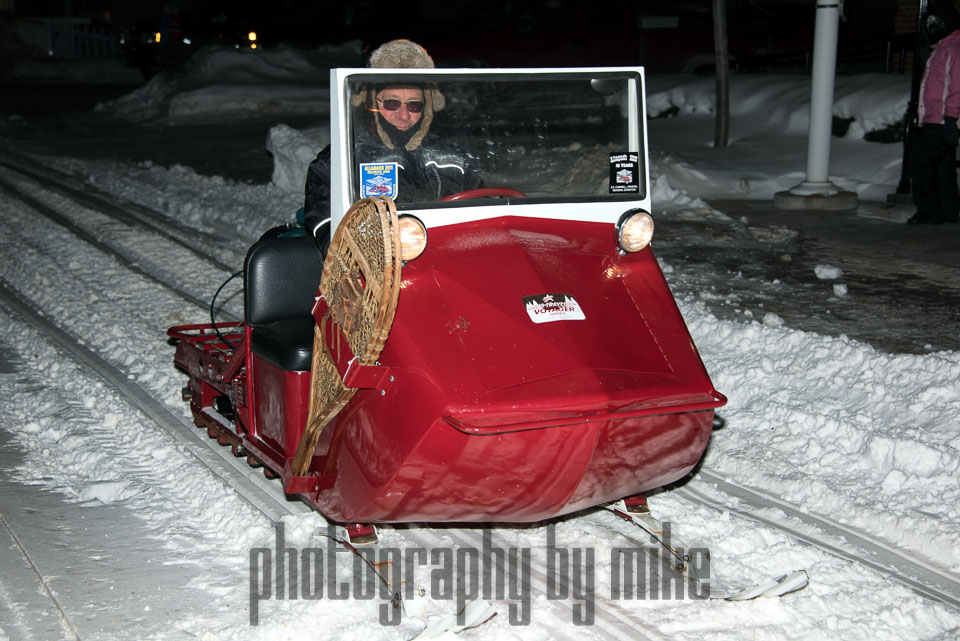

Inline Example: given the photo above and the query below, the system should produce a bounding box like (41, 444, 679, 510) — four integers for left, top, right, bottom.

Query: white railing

(37, 18, 118, 58)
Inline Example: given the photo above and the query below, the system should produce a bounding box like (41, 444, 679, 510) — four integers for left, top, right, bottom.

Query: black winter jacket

(303, 111, 482, 239)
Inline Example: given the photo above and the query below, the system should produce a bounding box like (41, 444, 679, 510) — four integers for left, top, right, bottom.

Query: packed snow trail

(0, 148, 957, 640)
(0, 152, 239, 272)
(678, 477, 960, 608)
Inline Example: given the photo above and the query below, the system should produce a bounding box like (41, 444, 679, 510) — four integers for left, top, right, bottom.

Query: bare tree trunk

(713, 0, 730, 148)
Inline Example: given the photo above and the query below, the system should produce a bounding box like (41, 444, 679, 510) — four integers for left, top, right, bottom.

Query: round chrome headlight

(398, 215, 427, 261)
(617, 210, 655, 253)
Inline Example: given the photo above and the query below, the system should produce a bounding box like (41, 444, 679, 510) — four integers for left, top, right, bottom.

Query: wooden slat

(292, 196, 402, 478)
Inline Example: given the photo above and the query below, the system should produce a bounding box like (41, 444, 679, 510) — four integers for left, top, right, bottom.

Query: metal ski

(411, 599, 498, 640)
(321, 526, 498, 639)
(724, 570, 810, 600)
(605, 498, 809, 601)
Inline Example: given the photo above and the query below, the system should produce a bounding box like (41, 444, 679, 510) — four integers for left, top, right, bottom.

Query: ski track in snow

(678, 300, 960, 571)
(0, 171, 416, 639)
(0, 144, 957, 638)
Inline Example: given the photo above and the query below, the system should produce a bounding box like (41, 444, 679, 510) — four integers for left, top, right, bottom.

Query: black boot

(907, 211, 940, 225)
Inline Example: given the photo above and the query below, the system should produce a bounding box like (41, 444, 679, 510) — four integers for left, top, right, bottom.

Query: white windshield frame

(328, 67, 650, 234)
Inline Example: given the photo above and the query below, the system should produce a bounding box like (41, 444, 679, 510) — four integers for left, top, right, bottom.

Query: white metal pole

(792, 0, 841, 195)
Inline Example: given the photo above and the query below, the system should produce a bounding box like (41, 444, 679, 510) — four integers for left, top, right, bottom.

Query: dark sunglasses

(377, 98, 424, 113)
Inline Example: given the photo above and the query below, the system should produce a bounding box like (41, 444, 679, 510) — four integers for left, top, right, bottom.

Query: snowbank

(88, 45, 912, 212)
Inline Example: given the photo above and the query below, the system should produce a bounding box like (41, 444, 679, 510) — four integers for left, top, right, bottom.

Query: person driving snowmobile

(303, 39, 483, 249)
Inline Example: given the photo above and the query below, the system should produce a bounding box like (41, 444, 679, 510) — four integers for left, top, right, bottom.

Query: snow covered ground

(0, 45, 958, 641)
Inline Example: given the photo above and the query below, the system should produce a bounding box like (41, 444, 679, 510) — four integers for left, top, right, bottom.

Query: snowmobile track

(680, 471, 960, 610)
(0, 276, 301, 522)
(0, 153, 237, 273)
(0, 169, 229, 313)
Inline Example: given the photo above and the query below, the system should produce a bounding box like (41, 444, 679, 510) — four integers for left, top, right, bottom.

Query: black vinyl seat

(244, 235, 324, 372)
(249, 318, 316, 372)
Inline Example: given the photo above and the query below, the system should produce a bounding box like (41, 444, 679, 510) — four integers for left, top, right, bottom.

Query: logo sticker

(359, 162, 398, 198)
(609, 152, 639, 193)
(522, 293, 586, 324)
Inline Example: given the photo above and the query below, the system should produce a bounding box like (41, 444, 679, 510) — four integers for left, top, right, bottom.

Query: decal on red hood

(522, 293, 585, 323)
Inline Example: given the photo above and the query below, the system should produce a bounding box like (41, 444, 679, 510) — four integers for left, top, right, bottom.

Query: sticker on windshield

(522, 293, 586, 324)
(359, 162, 398, 198)
(609, 152, 639, 194)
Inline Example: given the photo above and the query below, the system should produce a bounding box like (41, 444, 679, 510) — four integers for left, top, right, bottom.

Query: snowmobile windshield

(343, 70, 646, 211)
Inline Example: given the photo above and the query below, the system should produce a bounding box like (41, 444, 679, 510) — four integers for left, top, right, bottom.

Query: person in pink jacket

(910, 0, 960, 225)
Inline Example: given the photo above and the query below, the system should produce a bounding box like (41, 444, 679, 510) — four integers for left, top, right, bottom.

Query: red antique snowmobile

(167, 67, 726, 535)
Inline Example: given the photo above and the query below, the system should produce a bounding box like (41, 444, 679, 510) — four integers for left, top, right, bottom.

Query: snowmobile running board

(605, 499, 809, 601)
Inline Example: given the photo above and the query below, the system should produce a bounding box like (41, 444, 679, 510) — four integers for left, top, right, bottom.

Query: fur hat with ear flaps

(368, 38, 435, 69)
(354, 39, 445, 152)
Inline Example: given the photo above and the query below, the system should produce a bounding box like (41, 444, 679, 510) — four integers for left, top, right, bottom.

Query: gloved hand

(944, 116, 960, 146)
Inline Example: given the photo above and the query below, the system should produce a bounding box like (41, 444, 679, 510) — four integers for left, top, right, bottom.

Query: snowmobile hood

(395, 216, 720, 430)
(432, 225, 672, 391)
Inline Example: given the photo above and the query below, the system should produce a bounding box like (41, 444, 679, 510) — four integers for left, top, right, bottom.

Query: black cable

(211, 270, 243, 350)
